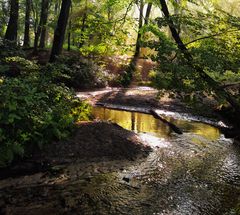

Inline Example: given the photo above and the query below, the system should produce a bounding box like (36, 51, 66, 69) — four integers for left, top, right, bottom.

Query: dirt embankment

(40, 121, 151, 164)
(0, 121, 152, 214)
(77, 87, 240, 140)
(77, 87, 219, 117)
(0, 121, 151, 180)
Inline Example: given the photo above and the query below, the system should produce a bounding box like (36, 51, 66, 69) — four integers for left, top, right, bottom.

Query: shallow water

(92, 106, 221, 141)
(2, 107, 240, 215)
(90, 107, 240, 214)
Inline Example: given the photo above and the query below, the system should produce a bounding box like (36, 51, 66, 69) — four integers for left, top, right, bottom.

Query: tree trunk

(78, 11, 87, 48)
(54, 0, 61, 14)
(122, 0, 149, 87)
(67, 22, 71, 51)
(49, 0, 71, 62)
(4, 0, 19, 42)
(23, 0, 31, 47)
(34, 0, 49, 51)
(67, 4, 72, 51)
(39, 0, 49, 48)
(1, 1, 9, 37)
(145, 3, 152, 26)
(159, 0, 240, 115)
(134, 0, 144, 58)
(31, 0, 38, 37)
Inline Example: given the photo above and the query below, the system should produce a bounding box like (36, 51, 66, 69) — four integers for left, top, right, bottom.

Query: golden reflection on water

(92, 107, 221, 141)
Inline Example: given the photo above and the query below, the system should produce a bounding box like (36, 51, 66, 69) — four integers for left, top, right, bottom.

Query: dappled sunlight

(139, 133, 171, 148)
(1, 0, 240, 213)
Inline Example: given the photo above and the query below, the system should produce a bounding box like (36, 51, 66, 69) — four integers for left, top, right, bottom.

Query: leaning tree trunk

(159, 0, 240, 115)
(49, 0, 71, 62)
(39, 0, 49, 48)
(23, 0, 31, 47)
(4, 0, 19, 42)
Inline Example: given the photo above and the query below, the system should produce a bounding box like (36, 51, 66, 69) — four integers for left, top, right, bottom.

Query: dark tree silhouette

(49, 0, 71, 62)
(4, 0, 19, 42)
(23, 0, 31, 47)
(39, 0, 49, 48)
(34, 0, 49, 51)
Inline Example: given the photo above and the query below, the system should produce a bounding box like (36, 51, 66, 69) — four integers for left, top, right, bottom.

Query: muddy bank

(1, 107, 239, 214)
(77, 88, 240, 139)
(77, 87, 220, 118)
(0, 121, 151, 179)
(0, 121, 153, 215)
(40, 121, 151, 163)
(1, 117, 239, 215)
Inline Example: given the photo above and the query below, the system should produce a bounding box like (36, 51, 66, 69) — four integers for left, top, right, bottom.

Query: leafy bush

(0, 39, 25, 60)
(0, 56, 39, 77)
(0, 58, 91, 167)
(43, 56, 113, 89)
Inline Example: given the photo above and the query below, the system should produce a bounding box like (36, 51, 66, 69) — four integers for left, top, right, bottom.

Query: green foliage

(0, 58, 91, 167)
(43, 56, 114, 89)
(0, 39, 25, 60)
(70, 0, 134, 56)
(5, 56, 39, 71)
(148, 4, 240, 106)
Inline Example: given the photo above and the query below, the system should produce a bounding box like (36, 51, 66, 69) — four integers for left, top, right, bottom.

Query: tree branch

(185, 29, 240, 46)
(159, 0, 240, 115)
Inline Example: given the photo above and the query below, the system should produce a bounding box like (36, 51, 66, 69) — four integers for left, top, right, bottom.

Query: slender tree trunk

(67, 4, 72, 51)
(134, 0, 144, 58)
(67, 21, 71, 51)
(72, 34, 75, 46)
(49, 0, 71, 62)
(39, 0, 49, 48)
(23, 0, 31, 47)
(54, 0, 61, 14)
(31, 0, 38, 37)
(1, 1, 9, 37)
(39, 26, 46, 48)
(159, 0, 240, 115)
(78, 11, 87, 48)
(122, 0, 148, 87)
(145, 3, 152, 25)
(34, 0, 49, 51)
(4, 0, 19, 42)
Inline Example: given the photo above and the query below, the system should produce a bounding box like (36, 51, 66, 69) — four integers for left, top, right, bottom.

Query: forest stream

(1, 107, 240, 215)
(2, 0, 240, 213)
(91, 107, 240, 214)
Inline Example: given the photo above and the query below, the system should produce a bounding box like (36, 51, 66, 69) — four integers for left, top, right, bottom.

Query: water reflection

(3, 107, 239, 215)
(90, 107, 240, 214)
(92, 107, 221, 141)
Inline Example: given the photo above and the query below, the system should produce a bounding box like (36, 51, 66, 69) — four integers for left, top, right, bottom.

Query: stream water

(1, 107, 240, 215)
(90, 107, 240, 215)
